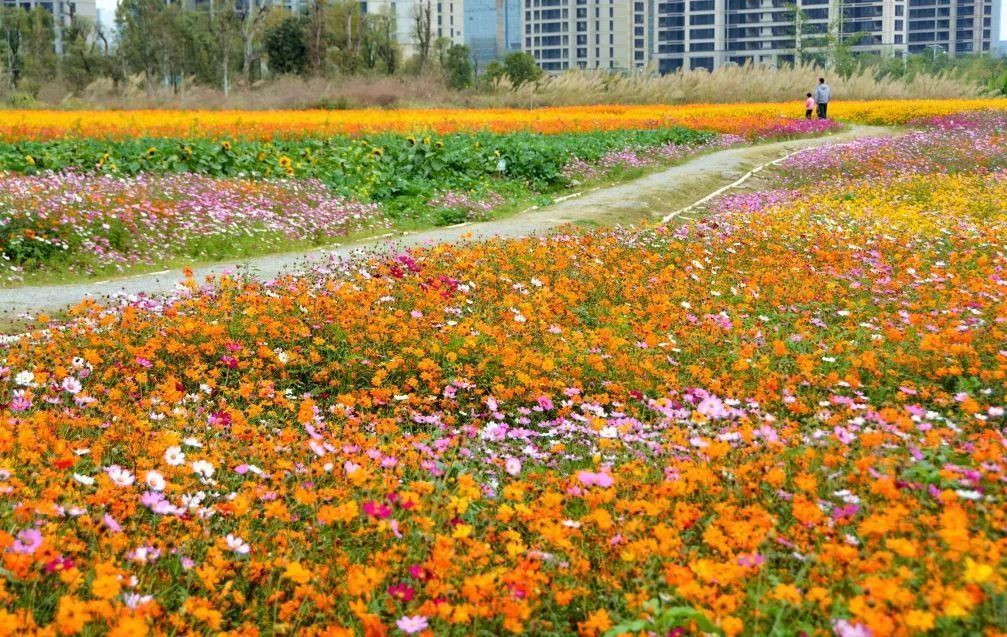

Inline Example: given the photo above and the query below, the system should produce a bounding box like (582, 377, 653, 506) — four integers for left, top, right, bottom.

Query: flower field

(0, 105, 1004, 636)
(0, 100, 1001, 140)
(0, 110, 846, 283)
(0, 173, 381, 283)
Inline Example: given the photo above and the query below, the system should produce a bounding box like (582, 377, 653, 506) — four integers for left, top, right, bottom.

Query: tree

(306, 0, 329, 75)
(0, 7, 26, 90)
(263, 16, 307, 75)
(60, 15, 101, 93)
(324, 1, 365, 74)
(240, 0, 269, 83)
(411, 0, 432, 71)
(503, 51, 542, 86)
(434, 35, 450, 69)
(206, 0, 241, 96)
(443, 43, 472, 89)
(117, 0, 164, 96)
(483, 59, 506, 82)
(20, 7, 56, 83)
(361, 11, 398, 74)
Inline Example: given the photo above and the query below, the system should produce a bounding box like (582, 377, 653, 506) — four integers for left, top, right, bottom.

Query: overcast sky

(96, 0, 117, 30)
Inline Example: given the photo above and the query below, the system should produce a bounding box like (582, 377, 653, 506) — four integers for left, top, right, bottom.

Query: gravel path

(1, 125, 890, 318)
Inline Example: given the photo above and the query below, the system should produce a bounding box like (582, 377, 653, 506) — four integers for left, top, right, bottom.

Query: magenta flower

(387, 582, 415, 602)
(363, 500, 393, 519)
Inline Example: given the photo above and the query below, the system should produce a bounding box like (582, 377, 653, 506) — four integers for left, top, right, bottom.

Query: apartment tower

(521, 0, 652, 72)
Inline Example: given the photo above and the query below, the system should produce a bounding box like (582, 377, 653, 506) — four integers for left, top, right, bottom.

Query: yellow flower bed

(1, 99, 1002, 140)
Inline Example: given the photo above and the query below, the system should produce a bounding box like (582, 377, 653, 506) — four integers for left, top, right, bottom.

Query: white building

(362, 0, 465, 57)
(520, 0, 652, 72)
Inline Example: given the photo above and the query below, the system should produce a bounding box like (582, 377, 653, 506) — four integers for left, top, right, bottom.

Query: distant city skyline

(39, 0, 1007, 64)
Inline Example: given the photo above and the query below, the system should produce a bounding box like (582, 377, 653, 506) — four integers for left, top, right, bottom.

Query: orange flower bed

(0, 112, 1004, 636)
(1, 99, 1002, 140)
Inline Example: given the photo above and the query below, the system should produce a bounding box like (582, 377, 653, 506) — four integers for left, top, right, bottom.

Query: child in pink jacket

(804, 93, 815, 120)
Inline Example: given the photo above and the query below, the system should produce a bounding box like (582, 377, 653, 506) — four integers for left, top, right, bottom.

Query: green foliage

(605, 600, 722, 637)
(483, 60, 506, 84)
(443, 44, 473, 90)
(0, 127, 711, 218)
(116, 0, 165, 93)
(503, 51, 544, 87)
(263, 16, 308, 75)
(0, 6, 56, 91)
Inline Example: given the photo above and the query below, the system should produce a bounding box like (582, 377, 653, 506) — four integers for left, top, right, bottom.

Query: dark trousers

(805, 109, 813, 120)
(817, 103, 828, 119)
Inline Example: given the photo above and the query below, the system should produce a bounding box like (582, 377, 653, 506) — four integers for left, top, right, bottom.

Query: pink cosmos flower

(833, 619, 873, 637)
(9, 528, 42, 554)
(10, 390, 31, 412)
(737, 553, 765, 568)
(103, 514, 122, 533)
(396, 615, 428, 634)
(834, 426, 856, 445)
(505, 457, 522, 476)
(577, 471, 614, 488)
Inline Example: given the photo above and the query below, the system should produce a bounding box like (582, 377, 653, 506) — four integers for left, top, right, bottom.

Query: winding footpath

(3, 124, 891, 318)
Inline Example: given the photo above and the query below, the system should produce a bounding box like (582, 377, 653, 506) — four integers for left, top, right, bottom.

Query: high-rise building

(362, 0, 465, 57)
(655, 0, 901, 72)
(995, 0, 1007, 54)
(465, 0, 521, 66)
(906, 0, 992, 55)
(520, 0, 652, 72)
(1, 0, 97, 55)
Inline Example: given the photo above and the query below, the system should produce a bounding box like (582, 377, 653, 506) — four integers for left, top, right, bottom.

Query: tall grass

(60, 74, 470, 110)
(490, 62, 988, 106)
(20, 61, 989, 110)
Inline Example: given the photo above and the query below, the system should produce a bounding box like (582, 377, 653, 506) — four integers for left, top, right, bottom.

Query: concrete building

(520, 0, 652, 72)
(995, 0, 1007, 54)
(1, 0, 97, 55)
(361, 0, 997, 69)
(655, 0, 913, 71)
(906, 0, 992, 55)
(361, 0, 465, 57)
(465, 0, 522, 67)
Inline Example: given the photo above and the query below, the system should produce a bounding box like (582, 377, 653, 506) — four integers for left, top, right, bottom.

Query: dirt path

(0, 125, 891, 318)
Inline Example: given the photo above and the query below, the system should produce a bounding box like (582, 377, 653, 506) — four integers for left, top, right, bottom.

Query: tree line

(0, 0, 545, 100)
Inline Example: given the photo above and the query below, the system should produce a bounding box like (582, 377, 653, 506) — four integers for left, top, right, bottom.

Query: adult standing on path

(816, 77, 832, 119)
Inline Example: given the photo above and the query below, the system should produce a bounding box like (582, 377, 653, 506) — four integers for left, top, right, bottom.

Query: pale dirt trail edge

(6, 125, 891, 318)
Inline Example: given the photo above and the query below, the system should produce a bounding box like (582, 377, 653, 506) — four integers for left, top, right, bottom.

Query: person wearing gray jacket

(815, 78, 831, 119)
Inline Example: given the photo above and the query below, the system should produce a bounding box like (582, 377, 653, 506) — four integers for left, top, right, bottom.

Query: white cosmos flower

(15, 371, 35, 387)
(61, 377, 82, 394)
(190, 460, 215, 479)
(225, 534, 250, 555)
(164, 446, 185, 467)
(104, 465, 135, 487)
(73, 473, 95, 486)
(145, 470, 166, 491)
